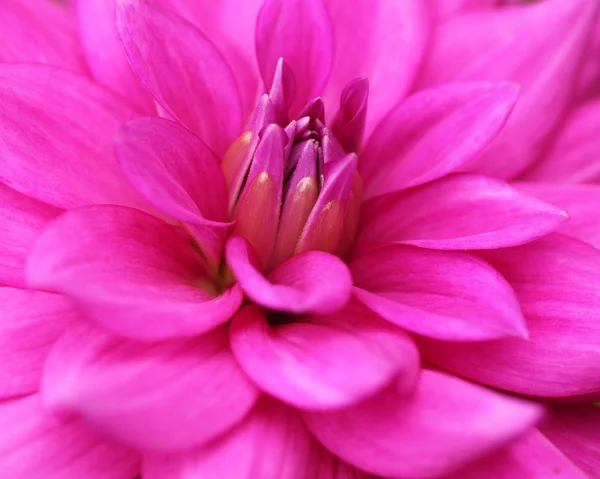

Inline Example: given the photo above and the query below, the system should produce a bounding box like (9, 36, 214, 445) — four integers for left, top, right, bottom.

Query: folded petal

(27, 205, 243, 341)
(359, 173, 567, 250)
(417, 0, 599, 179)
(0, 183, 60, 289)
(361, 82, 518, 199)
(229, 302, 418, 410)
(256, 0, 334, 117)
(520, 99, 600, 184)
(351, 244, 527, 341)
(0, 64, 147, 210)
(541, 405, 600, 477)
(304, 369, 543, 478)
(42, 323, 260, 452)
(117, 0, 243, 156)
(226, 236, 352, 315)
(0, 394, 140, 478)
(420, 234, 600, 397)
(323, 0, 428, 135)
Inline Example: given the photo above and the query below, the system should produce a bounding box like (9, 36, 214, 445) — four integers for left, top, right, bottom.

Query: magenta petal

(26, 205, 242, 341)
(0, 394, 140, 478)
(429, 0, 497, 21)
(304, 369, 543, 478)
(323, 0, 428, 135)
(115, 117, 230, 264)
(42, 324, 259, 452)
(420, 234, 600, 397)
(0, 64, 147, 211)
(256, 0, 334, 117)
(361, 82, 519, 199)
(229, 302, 418, 410)
(417, 0, 599, 179)
(116, 0, 243, 156)
(0, 288, 76, 399)
(330, 78, 369, 154)
(359, 173, 567, 250)
(351, 244, 527, 341)
(226, 236, 352, 315)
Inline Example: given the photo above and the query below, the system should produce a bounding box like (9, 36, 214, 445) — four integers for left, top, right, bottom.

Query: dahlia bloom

(0, 0, 599, 478)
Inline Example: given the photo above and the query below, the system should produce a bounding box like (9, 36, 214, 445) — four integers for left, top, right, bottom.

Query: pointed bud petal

(331, 78, 369, 154)
(221, 130, 255, 212)
(338, 172, 363, 260)
(298, 97, 325, 123)
(247, 94, 277, 134)
(321, 127, 346, 164)
(268, 58, 296, 125)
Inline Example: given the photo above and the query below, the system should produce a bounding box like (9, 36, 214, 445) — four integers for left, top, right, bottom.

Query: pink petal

(115, 117, 230, 265)
(256, 0, 334, 118)
(351, 244, 527, 341)
(0, 0, 87, 73)
(361, 82, 519, 199)
(330, 78, 369, 154)
(304, 369, 543, 478)
(444, 430, 588, 479)
(229, 301, 419, 410)
(323, 0, 429, 135)
(0, 183, 61, 289)
(116, 0, 243, 156)
(417, 0, 599, 179)
(358, 173, 567, 250)
(541, 405, 600, 477)
(26, 205, 242, 341)
(42, 323, 260, 452)
(428, 0, 498, 21)
(226, 235, 352, 315)
(0, 394, 140, 478)
(420, 234, 600, 398)
(520, 99, 600, 184)
(0, 64, 147, 210)
(77, 0, 154, 113)
(0, 288, 76, 399)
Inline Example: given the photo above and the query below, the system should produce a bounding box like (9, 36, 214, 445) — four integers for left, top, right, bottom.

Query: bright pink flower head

(0, 0, 600, 477)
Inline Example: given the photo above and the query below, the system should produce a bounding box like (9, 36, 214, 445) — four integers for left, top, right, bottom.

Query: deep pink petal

(0, 183, 61, 289)
(0, 64, 147, 210)
(229, 302, 419, 410)
(116, 0, 243, 156)
(0, 394, 140, 478)
(226, 236, 352, 315)
(351, 244, 527, 341)
(428, 0, 497, 21)
(26, 205, 242, 341)
(359, 173, 567, 250)
(256, 0, 334, 117)
(330, 78, 369, 154)
(304, 369, 543, 478)
(420, 234, 600, 398)
(323, 0, 428, 135)
(42, 323, 259, 452)
(361, 82, 518, 199)
(417, 0, 599, 179)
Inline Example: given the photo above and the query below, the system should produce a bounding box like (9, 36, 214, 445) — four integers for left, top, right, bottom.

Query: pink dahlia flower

(0, 0, 599, 478)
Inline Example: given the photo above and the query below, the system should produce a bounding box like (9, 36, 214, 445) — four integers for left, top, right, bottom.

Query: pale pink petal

(417, 0, 599, 179)
(78, 0, 154, 113)
(420, 234, 600, 397)
(323, 0, 428, 135)
(256, 0, 334, 117)
(226, 235, 352, 315)
(0, 0, 87, 73)
(304, 369, 543, 478)
(116, 0, 243, 156)
(444, 430, 588, 479)
(115, 117, 230, 265)
(0, 288, 76, 399)
(0, 183, 61, 289)
(541, 405, 600, 477)
(351, 244, 527, 341)
(520, 99, 600, 184)
(428, 0, 498, 21)
(0, 394, 140, 478)
(359, 173, 567, 250)
(27, 205, 242, 341)
(361, 82, 518, 199)
(42, 324, 260, 452)
(229, 302, 419, 410)
(0, 64, 147, 210)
